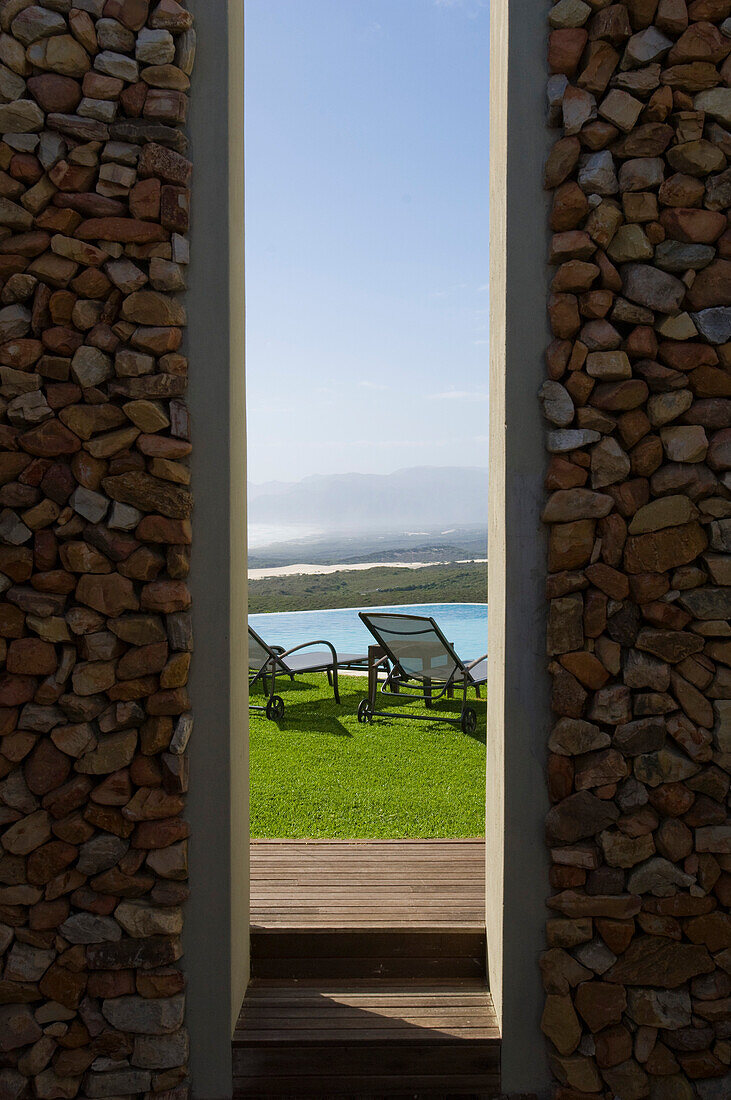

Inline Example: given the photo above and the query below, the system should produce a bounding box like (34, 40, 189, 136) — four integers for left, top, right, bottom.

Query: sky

(245, 0, 490, 485)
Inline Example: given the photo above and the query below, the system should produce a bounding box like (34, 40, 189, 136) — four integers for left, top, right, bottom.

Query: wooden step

(252, 928, 485, 980)
(238, 840, 498, 1096)
(233, 979, 501, 1098)
(251, 839, 486, 980)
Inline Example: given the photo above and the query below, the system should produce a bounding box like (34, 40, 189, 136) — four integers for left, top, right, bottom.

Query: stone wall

(0, 1, 194, 1096)
(542, 0, 731, 1096)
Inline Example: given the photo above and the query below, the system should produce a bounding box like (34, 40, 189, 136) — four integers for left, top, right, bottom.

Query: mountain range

(248, 466, 489, 532)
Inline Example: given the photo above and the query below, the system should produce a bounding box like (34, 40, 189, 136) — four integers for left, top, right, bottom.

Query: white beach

(248, 559, 487, 580)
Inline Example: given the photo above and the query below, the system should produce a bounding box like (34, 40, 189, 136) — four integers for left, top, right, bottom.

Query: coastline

(248, 558, 488, 580)
(251, 600, 488, 617)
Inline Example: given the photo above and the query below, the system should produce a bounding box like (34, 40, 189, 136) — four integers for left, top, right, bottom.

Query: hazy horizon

(247, 464, 489, 550)
(247, 461, 489, 492)
(245, 0, 490, 484)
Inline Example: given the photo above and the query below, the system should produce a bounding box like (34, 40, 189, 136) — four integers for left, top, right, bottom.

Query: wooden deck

(235, 839, 498, 1098)
(250, 838, 486, 931)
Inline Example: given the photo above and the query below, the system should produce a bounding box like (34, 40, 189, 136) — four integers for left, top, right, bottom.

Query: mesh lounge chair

(357, 611, 487, 734)
(248, 625, 368, 719)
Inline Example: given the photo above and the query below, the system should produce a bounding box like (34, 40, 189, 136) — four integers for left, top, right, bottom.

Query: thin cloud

(429, 282, 469, 299)
(315, 435, 483, 450)
(435, 0, 489, 14)
(427, 390, 489, 401)
(362, 21, 383, 41)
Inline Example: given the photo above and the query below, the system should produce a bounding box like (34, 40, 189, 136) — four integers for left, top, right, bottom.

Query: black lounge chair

(357, 611, 487, 734)
(248, 625, 368, 719)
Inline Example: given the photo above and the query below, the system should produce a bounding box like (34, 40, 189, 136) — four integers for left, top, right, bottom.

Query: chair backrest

(359, 612, 465, 683)
(248, 625, 288, 672)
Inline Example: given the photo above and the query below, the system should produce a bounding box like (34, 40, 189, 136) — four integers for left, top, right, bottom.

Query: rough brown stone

(605, 935, 714, 986)
(103, 471, 191, 519)
(684, 913, 731, 952)
(548, 519, 596, 572)
(623, 521, 708, 574)
(1, 810, 51, 855)
(545, 137, 582, 189)
(0, 1004, 42, 1052)
(589, 683, 632, 723)
(121, 290, 186, 327)
(6, 638, 56, 676)
(75, 217, 167, 244)
(601, 828, 655, 867)
(546, 791, 620, 844)
(628, 495, 697, 534)
(75, 573, 138, 617)
(575, 747, 627, 787)
(547, 891, 642, 918)
(22, 32, 89, 78)
(76, 730, 137, 775)
(592, 379, 649, 411)
(575, 981, 627, 1031)
(19, 419, 81, 458)
(548, 595, 585, 656)
(27, 75, 82, 114)
(138, 141, 192, 185)
(542, 994, 582, 1055)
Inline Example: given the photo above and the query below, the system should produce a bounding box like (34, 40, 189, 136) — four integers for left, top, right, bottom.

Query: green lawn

(249, 673, 486, 839)
(248, 561, 487, 613)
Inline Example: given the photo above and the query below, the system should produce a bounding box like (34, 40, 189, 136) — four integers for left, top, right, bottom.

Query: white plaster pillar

(488, 0, 552, 1094)
(185, 2, 248, 1096)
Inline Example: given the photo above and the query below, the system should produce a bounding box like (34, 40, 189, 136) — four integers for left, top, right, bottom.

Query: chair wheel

(357, 699, 373, 724)
(266, 696, 284, 720)
(460, 707, 477, 735)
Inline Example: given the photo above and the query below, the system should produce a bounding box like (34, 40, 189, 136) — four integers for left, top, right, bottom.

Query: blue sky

(245, 0, 490, 485)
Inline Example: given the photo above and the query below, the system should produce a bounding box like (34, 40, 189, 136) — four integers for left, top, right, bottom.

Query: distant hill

(248, 466, 489, 532)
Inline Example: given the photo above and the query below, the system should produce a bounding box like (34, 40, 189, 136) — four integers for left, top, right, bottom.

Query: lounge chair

(248, 625, 368, 719)
(357, 611, 487, 734)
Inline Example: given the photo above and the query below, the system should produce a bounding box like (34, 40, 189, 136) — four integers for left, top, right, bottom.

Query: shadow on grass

(357, 679, 487, 746)
(366, 706, 487, 746)
(250, 678, 486, 745)
(252, 677, 311, 694)
(249, 680, 361, 737)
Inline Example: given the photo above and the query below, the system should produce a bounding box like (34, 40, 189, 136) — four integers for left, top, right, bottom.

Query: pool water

(249, 603, 488, 662)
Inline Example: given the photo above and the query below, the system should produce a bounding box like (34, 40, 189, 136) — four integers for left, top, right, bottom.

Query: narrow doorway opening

(237, 1, 495, 1094)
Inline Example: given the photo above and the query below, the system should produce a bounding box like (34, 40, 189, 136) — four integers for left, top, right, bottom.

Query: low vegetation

(248, 528, 489, 569)
(248, 561, 488, 613)
(249, 673, 486, 838)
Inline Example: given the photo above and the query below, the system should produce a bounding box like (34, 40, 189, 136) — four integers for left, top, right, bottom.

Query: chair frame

(248, 625, 367, 717)
(358, 612, 487, 734)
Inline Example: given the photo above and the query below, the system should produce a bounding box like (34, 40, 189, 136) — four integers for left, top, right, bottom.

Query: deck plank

(250, 838, 486, 931)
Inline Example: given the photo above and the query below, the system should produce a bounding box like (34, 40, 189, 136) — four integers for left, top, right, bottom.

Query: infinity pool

(249, 603, 488, 662)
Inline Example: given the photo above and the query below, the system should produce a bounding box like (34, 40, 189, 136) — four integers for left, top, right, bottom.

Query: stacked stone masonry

(0, 1, 195, 1097)
(543, 0, 731, 1097)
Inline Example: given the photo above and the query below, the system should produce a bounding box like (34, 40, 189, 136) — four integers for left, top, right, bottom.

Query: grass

(249, 673, 486, 839)
(248, 561, 488, 613)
